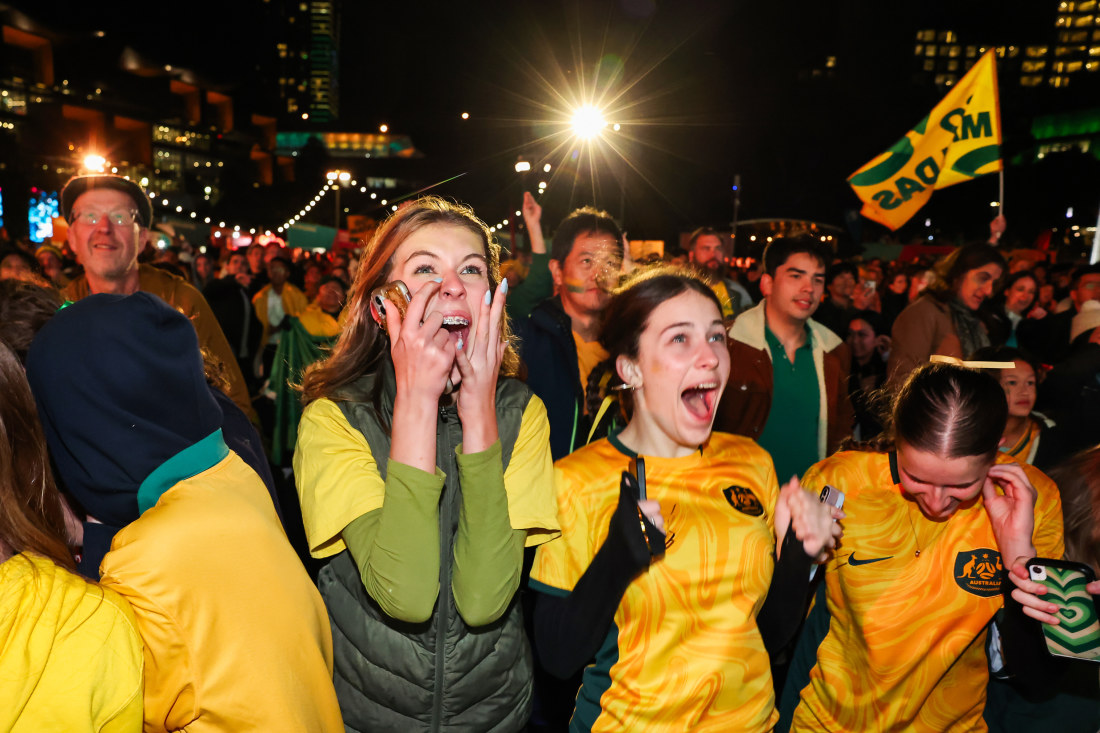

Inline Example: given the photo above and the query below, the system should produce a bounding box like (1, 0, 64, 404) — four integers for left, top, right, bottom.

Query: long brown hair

(300, 196, 520, 404)
(1049, 447, 1100, 574)
(0, 340, 75, 570)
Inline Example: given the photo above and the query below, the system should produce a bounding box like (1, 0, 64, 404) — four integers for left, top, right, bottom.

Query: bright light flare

(571, 105, 607, 139)
(83, 154, 107, 172)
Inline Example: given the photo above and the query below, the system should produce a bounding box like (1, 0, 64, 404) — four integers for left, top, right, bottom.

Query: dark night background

(14, 0, 1100, 251)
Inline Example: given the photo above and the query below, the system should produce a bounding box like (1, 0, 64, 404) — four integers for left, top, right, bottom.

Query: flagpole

(1090, 197, 1100, 264)
(998, 170, 1004, 216)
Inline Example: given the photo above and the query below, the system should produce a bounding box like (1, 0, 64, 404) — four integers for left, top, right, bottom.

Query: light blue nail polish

(432, 278, 443, 283)
(484, 290, 492, 305)
(501, 278, 509, 295)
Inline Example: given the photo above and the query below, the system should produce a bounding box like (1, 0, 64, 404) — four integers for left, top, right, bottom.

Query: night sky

(12, 0, 1099, 247)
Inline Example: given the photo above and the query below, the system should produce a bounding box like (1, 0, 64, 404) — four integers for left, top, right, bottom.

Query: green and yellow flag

(848, 49, 1002, 230)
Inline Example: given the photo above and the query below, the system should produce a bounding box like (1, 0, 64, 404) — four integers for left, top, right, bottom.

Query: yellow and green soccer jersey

(790, 450, 1064, 733)
(529, 432, 782, 733)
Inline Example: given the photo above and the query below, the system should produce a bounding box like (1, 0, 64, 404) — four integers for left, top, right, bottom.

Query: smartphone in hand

(820, 485, 845, 512)
(369, 280, 412, 330)
(1027, 558, 1100, 662)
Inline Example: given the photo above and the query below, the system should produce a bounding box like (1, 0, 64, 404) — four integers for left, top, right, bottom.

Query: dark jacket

(516, 296, 586, 461)
(318, 368, 534, 733)
(1036, 342, 1100, 456)
(203, 275, 263, 369)
(715, 301, 854, 459)
(1018, 307, 1076, 366)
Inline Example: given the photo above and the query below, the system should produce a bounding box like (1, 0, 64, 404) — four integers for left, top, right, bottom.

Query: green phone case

(1028, 559, 1100, 662)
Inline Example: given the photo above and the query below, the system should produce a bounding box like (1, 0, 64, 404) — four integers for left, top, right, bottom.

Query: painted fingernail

(432, 278, 443, 283)
(457, 336, 464, 350)
(484, 290, 492, 305)
(501, 278, 509, 295)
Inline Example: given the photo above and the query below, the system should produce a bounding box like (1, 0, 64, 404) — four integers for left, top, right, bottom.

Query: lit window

(1022, 60, 1047, 72)
(966, 46, 977, 57)
(1049, 75, 1071, 87)
(826, 56, 836, 68)
(1057, 14, 1070, 26)
(1020, 75, 1044, 86)
(1026, 46, 1049, 57)
(1075, 15, 1094, 26)
(948, 60, 959, 71)
(949, 45, 961, 57)
(1082, 0, 1097, 9)
(924, 59, 935, 71)
(1091, 45, 1100, 54)
(915, 44, 923, 56)
(918, 29, 935, 42)
(1066, 60, 1084, 71)
(925, 44, 937, 56)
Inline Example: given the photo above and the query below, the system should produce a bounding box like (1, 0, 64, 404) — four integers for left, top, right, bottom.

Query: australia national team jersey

(791, 450, 1064, 733)
(529, 432, 781, 733)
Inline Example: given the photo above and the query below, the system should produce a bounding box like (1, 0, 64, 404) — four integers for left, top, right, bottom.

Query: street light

(571, 105, 607, 139)
(327, 169, 350, 228)
(82, 153, 107, 172)
(515, 157, 531, 173)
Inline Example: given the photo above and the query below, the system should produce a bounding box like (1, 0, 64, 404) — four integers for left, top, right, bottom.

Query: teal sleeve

(341, 461, 445, 624)
(451, 440, 527, 626)
(505, 252, 553, 322)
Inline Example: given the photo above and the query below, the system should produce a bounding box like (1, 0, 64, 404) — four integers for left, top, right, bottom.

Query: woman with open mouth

(294, 196, 560, 732)
(529, 266, 842, 732)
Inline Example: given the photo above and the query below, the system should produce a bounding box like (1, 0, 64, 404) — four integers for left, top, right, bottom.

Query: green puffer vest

(318, 363, 534, 733)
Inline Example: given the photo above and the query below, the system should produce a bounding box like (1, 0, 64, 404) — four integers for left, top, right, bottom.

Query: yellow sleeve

(98, 569, 198, 732)
(293, 398, 387, 558)
(504, 395, 561, 547)
(529, 462, 595, 595)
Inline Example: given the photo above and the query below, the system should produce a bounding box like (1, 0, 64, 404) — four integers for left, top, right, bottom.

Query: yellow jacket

(100, 451, 344, 732)
(252, 283, 309, 347)
(0, 552, 143, 732)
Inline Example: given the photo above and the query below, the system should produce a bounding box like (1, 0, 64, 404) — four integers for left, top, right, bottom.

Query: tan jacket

(715, 301, 854, 460)
(886, 294, 963, 388)
(64, 265, 255, 421)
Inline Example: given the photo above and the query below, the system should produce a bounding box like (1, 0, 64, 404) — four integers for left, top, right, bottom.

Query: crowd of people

(1, 172, 1098, 732)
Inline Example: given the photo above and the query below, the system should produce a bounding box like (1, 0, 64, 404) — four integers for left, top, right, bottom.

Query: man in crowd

(1019, 262, 1100, 364)
(60, 174, 255, 420)
(516, 206, 623, 460)
(686, 226, 752, 319)
(203, 249, 262, 393)
(715, 235, 853, 482)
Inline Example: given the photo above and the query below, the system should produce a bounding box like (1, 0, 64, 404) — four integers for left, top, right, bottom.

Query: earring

(612, 382, 641, 391)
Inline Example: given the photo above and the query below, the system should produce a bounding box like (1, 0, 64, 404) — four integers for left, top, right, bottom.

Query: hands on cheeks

(384, 280, 454, 403)
(774, 477, 844, 562)
(454, 279, 508, 417)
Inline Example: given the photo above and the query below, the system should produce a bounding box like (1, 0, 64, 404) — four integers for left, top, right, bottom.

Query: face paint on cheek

(563, 278, 587, 293)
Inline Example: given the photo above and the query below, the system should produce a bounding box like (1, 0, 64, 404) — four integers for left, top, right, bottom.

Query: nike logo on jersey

(848, 554, 893, 566)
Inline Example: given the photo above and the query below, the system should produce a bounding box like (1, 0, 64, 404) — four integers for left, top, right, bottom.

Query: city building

(0, 6, 289, 241)
(912, 1, 1100, 89)
(268, 0, 341, 125)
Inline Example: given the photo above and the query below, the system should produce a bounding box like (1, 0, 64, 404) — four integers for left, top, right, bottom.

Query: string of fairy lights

(106, 167, 522, 247)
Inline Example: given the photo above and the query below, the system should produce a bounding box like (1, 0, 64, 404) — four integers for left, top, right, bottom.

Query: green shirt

(757, 324, 820, 482)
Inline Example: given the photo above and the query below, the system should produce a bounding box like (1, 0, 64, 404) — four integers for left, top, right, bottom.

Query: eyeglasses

(70, 209, 140, 227)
